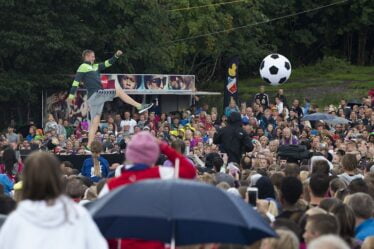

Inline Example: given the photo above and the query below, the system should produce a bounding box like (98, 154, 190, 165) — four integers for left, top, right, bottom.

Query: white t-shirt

(120, 119, 137, 134)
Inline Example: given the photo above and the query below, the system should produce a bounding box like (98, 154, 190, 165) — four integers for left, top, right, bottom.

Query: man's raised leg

(114, 83, 153, 113)
(115, 83, 141, 108)
(88, 115, 101, 149)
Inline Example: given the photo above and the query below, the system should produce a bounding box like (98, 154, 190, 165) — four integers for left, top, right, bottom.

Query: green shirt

(69, 56, 118, 99)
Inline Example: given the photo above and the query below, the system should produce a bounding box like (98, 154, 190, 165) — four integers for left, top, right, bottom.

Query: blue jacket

(0, 174, 14, 196)
(81, 156, 109, 182)
(355, 218, 374, 241)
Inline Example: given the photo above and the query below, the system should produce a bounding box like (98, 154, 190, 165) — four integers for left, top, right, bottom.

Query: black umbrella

(347, 99, 362, 107)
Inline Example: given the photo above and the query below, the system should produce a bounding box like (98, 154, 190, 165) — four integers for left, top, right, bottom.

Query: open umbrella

(88, 179, 276, 247)
(347, 99, 362, 107)
(302, 112, 335, 121)
(325, 117, 351, 125)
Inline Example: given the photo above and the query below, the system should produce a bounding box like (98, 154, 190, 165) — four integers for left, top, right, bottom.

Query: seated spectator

(345, 193, 374, 241)
(81, 141, 109, 183)
(0, 151, 108, 249)
(338, 154, 364, 185)
(309, 174, 330, 207)
(303, 213, 340, 245)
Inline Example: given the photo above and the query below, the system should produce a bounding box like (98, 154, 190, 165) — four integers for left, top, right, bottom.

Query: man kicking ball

(68, 49, 153, 149)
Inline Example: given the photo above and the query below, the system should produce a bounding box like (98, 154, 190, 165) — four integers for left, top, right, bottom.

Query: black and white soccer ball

(259, 54, 292, 86)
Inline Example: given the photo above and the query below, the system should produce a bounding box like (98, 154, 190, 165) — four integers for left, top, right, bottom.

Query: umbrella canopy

(302, 112, 336, 121)
(88, 179, 276, 246)
(325, 117, 351, 125)
(347, 99, 362, 107)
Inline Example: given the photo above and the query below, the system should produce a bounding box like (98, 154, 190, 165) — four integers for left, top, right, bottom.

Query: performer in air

(68, 49, 153, 149)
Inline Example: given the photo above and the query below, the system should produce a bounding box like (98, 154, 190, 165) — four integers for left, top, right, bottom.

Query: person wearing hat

(99, 131, 196, 249)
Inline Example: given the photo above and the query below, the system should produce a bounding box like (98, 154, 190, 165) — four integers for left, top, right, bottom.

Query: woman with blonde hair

(0, 152, 107, 249)
(261, 229, 299, 249)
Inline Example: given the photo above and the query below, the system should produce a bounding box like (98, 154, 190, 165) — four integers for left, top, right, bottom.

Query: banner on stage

(101, 74, 196, 91)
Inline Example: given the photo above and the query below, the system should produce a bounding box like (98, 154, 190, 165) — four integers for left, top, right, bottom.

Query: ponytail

(90, 141, 103, 178)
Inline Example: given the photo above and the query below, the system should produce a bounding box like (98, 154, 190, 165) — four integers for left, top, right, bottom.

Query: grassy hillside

(202, 57, 374, 112)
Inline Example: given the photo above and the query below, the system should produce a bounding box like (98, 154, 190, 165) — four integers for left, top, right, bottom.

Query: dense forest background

(0, 0, 373, 124)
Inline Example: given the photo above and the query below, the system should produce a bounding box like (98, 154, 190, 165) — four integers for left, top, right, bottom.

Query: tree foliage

(0, 0, 373, 106)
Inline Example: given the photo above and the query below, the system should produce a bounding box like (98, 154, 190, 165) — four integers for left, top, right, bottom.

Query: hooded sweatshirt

(0, 195, 108, 249)
(213, 112, 253, 163)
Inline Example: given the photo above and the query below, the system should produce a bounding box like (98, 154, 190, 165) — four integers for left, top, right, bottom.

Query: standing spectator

(214, 112, 253, 163)
(338, 154, 364, 185)
(25, 126, 36, 142)
(260, 109, 276, 131)
(277, 177, 306, 224)
(308, 235, 350, 249)
(329, 203, 362, 248)
(345, 193, 374, 241)
(0, 152, 108, 249)
(0, 173, 13, 196)
(99, 131, 196, 249)
(303, 214, 340, 245)
(261, 229, 299, 249)
(224, 97, 240, 118)
(44, 114, 58, 133)
(309, 174, 330, 207)
(5, 126, 18, 144)
(0, 147, 23, 182)
(291, 99, 303, 119)
(81, 141, 109, 182)
(121, 111, 136, 134)
(57, 118, 67, 138)
(275, 88, 287, 107)
(275, 96, 284, 114)
(280, 128, 298, 145)
(114, 114, 123, 133)
(362, 236, 374, 249)
(255, 85, 270, 108)
(63, 119, 74, 138)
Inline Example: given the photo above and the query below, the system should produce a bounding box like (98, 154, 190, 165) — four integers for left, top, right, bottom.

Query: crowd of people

(0, 86, 373, 249)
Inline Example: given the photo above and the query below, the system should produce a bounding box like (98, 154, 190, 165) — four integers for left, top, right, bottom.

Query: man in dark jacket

(213, 112, 254, 163)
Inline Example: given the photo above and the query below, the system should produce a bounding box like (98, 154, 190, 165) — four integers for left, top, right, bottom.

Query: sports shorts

(87, 89, 116, 120)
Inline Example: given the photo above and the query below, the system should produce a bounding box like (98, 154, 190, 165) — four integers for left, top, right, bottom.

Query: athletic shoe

(137, 103, 153, 114)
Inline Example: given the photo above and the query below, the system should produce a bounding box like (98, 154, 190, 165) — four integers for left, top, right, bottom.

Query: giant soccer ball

(259, 54, 292, 86)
